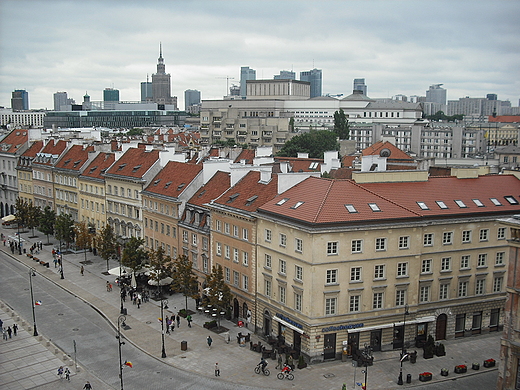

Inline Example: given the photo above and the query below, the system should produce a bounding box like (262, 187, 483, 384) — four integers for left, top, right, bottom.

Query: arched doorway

(233, 298, 239, 319)
(263, 310, 271, 337)
(0, 202, 4, 218)
(436, 313, 447, 340)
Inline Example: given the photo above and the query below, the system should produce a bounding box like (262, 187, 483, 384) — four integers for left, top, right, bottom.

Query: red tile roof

(234, 149, 256, 164)
(489, 115, 520, 123)
(34, 139, 68, 166)
(21, 140, 43, 158)
(258, 174, 520, 224)
(0, 129, 28, 154)
(213, 171, 278, 212)
(274, 156, 323, 172)
(143, 161, 202, 198)
(362, 141, 413, 161)
(188, 171, 231, 207)
(81, 152, 115, 180)
(105, 148, 159, 178)
(54, 144, 94, 171)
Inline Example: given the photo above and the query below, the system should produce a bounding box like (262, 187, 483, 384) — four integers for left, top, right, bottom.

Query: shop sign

(322, 323, 364, 333)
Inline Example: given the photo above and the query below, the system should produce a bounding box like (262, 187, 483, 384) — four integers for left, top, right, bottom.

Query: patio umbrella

(2, 215, 16, 222)
(107, 265, 133, 276)
(131, 272, 137, 288)
(147, 276, 173, 286)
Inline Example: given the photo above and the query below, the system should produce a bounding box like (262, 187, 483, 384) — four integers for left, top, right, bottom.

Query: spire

(158, 42, 164, 65)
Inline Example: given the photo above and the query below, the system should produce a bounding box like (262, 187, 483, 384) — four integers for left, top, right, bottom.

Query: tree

(333, 108, 350, 139)
(276, 130, 340, 158)
(96, 224, 117, 272)
(39, 206, 56, 244)
(148, 246, 173, 296)
(55, 213, 75, 249)
(289, 117, 295, 132)
(205, 264, 232, 328)
(74, 221, 92, 263)
(121, 237, 147, 272)
(26, 204, 42, 238)
(171, 254, 199, 311)
(14, 197, 29, 229)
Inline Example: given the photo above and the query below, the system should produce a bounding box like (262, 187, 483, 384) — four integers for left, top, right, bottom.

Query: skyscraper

(152, 43, 177, 109)
(426, 84, 447, 105)
(54, 92, 68, 111)
(240, 66, 256, 97)
(300, 68, 322, 98)
(103, 88, 120, 102)
(141, 74, 153, 102)
(353, 78, 367, 95)
(274, 70, 296, 80)
(11, 90, 29, 111)
(184, 89, 201, 111)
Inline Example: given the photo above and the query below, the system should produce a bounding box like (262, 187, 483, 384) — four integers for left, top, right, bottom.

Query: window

(279, 259, 286, 275)
(478, 253, 487, 267)
(395, 290, 406, 306)
(417, 201, 429, 210)
(421, 259, 432, 274)
(398, 236, 409, 249)
(462, 230, 472, 243)
(295, 238, 303, 253)
(490, 198, 502, 206)
(349, 295, 360, 312)
(455, 314, 465, 334)
(497, 227, 506, 240)
(242, 228, 249, 241)
(479, 229, 489, 241)
(455, 200, 467, 208)
(439, 284, 449, 300)
(233, 225, 238, 237)
(436, 201, 448, 209)
(441, 257, 451, 271)
(279, 233, 287, 247)
(458, 280, 468, 297)
(423, 233, 433, 246)
(472, 199, 485, 207)
(243, 275, 249, 291)
(182, 230, 188, 242)
(265, 229, 272, 242)
(368, 203, 381, 212)
(375, 237, 387, 251)
(216, 242, 222, 256)
(373, 292, 383, 309)
(242, 251, 249, 266)
(325, 297, 337, 315)
(397, 262, 408, 277)
(265, 254, 272, 268)
(295, 265, 303, 281)
(475, 279, 485, 295)
(443, 231, 453, 245)
(350, 267, 361, 282)
(224, 223, 230, 234)
(279, 286, 286, 304)
(225, 267, 230, 282)
(419, 286, 430, 302)
(460, 255, 470, 269)
(326, 269, 338, 284)
(216, 220, 221, 232)
(265, 279, 272, 297)
(493, 276, 503, 292)
(233, 271, 240, 287)
(495, 252, 505, 266)
(233, 248, 239, 263)
(294, 293, 302, 312)
(192, 233, 197, 246)
(224, 245, 230, 259)
(351, 239, 363, 253)
(345, 204, 357, 213)
(327, 241, 338, 255)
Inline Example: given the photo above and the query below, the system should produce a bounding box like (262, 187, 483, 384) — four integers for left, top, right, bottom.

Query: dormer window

(164, 181, 172, 189)
(246, 195, 258, 206)
(227, 193, 239, 203)
(89, 166, 98, 173)
(132, 165, 141, 172)
(73, 160, 81, 167)
(117, 163, 127, 171)
(63, 159, 71, 165)
(153, 179, 161, 186)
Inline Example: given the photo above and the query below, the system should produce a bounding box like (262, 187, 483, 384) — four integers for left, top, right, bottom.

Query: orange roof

(20, 140, 43, 158)
(275, 156, 323, 172)
(143, 161, 202, 198)
(362, 141, 413, 161)
(213, 171, 278, 212)
(54, 144, 94, 171)
(0, 129, 28, 154)
(489, 115, 520, 123)
(188, 171, 231, 207)
(258, 174, 520, 225)
(234, 149, 256, 164)
(34, 139, 68, 166)
(81, 152, 115, 180)
(105, 148, 159, 178)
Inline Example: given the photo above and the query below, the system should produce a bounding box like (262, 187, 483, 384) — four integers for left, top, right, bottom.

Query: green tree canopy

(171, 254, 199, 310)
(276, 130, 339, 158)
(205, 264, 232, 328)
(148, 246, 173, 293)
(425, 111, 464, 122)
(121, 237, 147, 271)
(96, 224, 117, 272)
(26, 204, 42, 237)
(55, 213, 75, 248)
(14, 198, 29, 227)
(39, 206, 56, 244)
(333, 108, 350, 139)
(74, 221, 92, 263)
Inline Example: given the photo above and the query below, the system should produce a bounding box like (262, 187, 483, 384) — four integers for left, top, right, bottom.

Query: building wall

(142, 194, 180, 258)
(105, 177, 145, 238)
(78, 177, 106, 230)
(53, 171, 79, 220)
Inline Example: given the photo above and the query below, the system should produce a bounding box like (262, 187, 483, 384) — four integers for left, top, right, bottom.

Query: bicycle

(254, 363, 270, 376)
(277, 365, 294, 380)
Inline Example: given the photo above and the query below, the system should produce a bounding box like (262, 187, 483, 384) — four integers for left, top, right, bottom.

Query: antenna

(216, 76, 235, 94)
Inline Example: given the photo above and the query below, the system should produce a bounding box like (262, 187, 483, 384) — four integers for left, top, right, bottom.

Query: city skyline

(0, 0, 519, 110)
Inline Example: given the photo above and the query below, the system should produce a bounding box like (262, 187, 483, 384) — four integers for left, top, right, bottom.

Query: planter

(483, 359, 496, 368)
(440, 368, 449, 376)
(419, 372, 432, 382)
(455, 365, 467, 374)
(472, 363, 480, 370)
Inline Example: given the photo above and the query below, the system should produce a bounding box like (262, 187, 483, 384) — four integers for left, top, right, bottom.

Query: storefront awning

(272, 316, 304, 334)
(346, 316, 436, 334)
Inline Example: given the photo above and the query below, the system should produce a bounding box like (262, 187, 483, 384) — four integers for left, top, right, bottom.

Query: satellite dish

(380, 148, 391, 157)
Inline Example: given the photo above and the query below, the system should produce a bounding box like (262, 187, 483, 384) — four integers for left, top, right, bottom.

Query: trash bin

(122, 308, 127, 315)
(181, 340, 187, 351)
(406, 374, 412, 383)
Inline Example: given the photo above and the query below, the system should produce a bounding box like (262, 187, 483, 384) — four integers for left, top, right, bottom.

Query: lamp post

(58, 239, 64, 279)
(160, 299, 168, 358)
(17, 218, 22, 255)
(361, 343, 373, 390)
(397, 304, 409, 385)
(117, 315, 126, 390)
(28, 267, 38, 336)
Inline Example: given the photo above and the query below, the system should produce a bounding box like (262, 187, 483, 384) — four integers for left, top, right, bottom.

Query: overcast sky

(1, 0, 519, 110)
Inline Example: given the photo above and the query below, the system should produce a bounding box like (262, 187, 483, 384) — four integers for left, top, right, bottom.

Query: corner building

(255, 170, 519, 363)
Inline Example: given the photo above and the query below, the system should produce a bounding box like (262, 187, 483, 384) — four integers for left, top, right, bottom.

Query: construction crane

(216, 76, 235, 95)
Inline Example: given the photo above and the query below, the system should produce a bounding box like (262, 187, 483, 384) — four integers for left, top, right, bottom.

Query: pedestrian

(137, 297, 141, 309)
(276, 353, 283, 369)
(166, 318, 171, 334)
(186, 314, 192, 328)
(7, 326, 12, 338)
(121, 288, 126, 302)
(176, 314, 180, 328)
(83, 381, 92, 389)
(64, 367, 70, 381)
(57, 366, 64, 379)
(12, 323, 17, 336)
(207, 335, 212, 349)
(80, 266, 84, 276)
(214, 362, 220, 376)
(2, 327, 7, 340)
(287, 354, 294, 370)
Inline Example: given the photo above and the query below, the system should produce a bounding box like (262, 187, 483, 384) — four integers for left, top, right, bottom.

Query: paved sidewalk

(1, 225, 501, 389)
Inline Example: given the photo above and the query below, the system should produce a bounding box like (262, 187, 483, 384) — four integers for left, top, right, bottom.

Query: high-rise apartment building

(184, 89, 201, 111)
(240, 66, 256, 97)
(274, 70, 296, 80)
(300, 68, 322, 98)
(11, 90, 29, 111)
(426, 84, 447, 105)
(353, 78, 367, 95)
(152, 44, 177, 109)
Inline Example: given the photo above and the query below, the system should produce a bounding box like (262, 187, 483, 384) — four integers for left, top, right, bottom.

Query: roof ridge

(312, 178, 335, 223)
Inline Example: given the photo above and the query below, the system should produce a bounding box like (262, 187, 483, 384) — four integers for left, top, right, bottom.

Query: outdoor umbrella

(131, 272, 137, 288)
(147, 276, 173, 286)
(2, 215, 16, 222)
(107, 265, 133, 276)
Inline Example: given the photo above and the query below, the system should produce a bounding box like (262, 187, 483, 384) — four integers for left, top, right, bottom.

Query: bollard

(181, 340, 187, 351)
(406, 374, 412, 384)
(38, 335, 43, 341)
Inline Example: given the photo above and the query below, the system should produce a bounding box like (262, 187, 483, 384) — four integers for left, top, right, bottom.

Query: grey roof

(367, 101, 422, 110)
(341, 91, 375, 102)
(310, 96, 338, 101)
(494, 145, 520, 154)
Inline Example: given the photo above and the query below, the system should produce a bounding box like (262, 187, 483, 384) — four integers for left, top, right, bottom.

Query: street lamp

(17, 218, 22, 255)
(58, 239, 64, 279)
(397, 304, 409, 385)
(361, 343, 373, 390)
(160, 299, 168, 358)
(117, 315, 126, 390)
(28, 267, 38, 336)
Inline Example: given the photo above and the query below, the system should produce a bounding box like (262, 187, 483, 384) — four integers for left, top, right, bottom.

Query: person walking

(83, 381, 92, 389)
(176, 315, 180, 328)
(80, 266, 84, 276)
(276, 353, 283, 370)
(2, 327, 7, 340)
(186, 314, 192, 328)
(214, 362, 220, 376)
(7, 326, 12, 338)
(64, 367, 70, 381)
(12, 323, 17, 336)
(207, 335, 212, 349)
(57, 366, 64, 379)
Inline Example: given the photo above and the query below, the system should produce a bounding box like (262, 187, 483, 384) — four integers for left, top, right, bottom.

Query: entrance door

(472, 311, 482, 335)
(233, 298, 239, 320)
(436, 314, 447, 340)
(323, 333, 336, 360)
(263, 310, 271, 337)
(348, 332, 359, 353)
(393, 325, 404, 350)
(293, 331, 301, 353)
(490, 308, 500, 332)
(370, 330, 382, 352)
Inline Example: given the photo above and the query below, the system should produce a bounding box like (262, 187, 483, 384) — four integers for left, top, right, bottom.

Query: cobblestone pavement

(0, 224, 501, 389)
